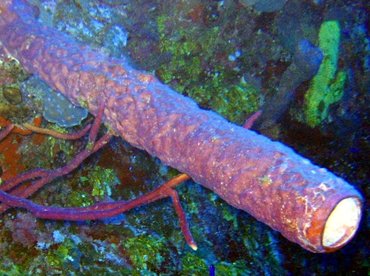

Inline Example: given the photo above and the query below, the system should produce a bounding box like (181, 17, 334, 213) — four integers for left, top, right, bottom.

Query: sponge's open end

(322, 197, 362, 250)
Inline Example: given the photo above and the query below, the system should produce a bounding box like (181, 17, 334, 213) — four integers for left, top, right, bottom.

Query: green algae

(67, 190, 94, 207)
(210, 78, 261, 124)
(156, 15, 261, 125)
(304, 20, 346, 127)
(80, 165, 120, 199)
(45, 239, 76, 269)
(181, 252, 208, 274)
(221, 205, 239, 229)
(180, 252, 250, 275)
(122, 235, 165, 273)
(215, 260, 250, 275)
(65, 166, 119, 207)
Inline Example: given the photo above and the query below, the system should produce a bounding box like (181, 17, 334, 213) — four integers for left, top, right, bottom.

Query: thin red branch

(243, 110, 262, 129)
(88, 101, 105, 145)
(0, 173, 196, 249)
(0, 100, 197, 250)
(168, 188, 197, 250)
(0, 133, 111, 213)
(23, 123, 92, 140)
(0, 101, 108, 212)
(12, 117, 43, 135)
(0, 173, 189, 218)
(0, 168, 48, 191)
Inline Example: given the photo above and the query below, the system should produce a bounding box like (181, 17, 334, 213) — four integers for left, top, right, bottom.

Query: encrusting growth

(0, 0, 363, 253)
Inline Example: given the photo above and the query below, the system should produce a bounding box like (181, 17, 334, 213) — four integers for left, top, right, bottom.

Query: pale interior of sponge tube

(322, 197, 362, 248)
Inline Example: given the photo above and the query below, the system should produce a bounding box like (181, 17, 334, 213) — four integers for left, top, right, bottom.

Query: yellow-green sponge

(304, 20, 346, 127)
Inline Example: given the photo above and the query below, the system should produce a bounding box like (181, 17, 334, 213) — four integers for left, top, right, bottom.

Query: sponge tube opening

(322, 197, 362, 249)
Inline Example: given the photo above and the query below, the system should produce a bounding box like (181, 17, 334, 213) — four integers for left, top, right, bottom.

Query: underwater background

(0, 0, 369, 274)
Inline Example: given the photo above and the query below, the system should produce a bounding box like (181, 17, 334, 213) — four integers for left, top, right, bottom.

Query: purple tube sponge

(0, 0, 363, 252)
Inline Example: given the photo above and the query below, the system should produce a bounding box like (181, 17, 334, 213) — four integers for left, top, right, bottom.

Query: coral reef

(0, 0, 368, 274)
(0, 0, 363, 254)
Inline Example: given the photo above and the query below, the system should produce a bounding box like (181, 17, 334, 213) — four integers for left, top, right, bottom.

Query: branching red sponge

(0, 0, 363, 252)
